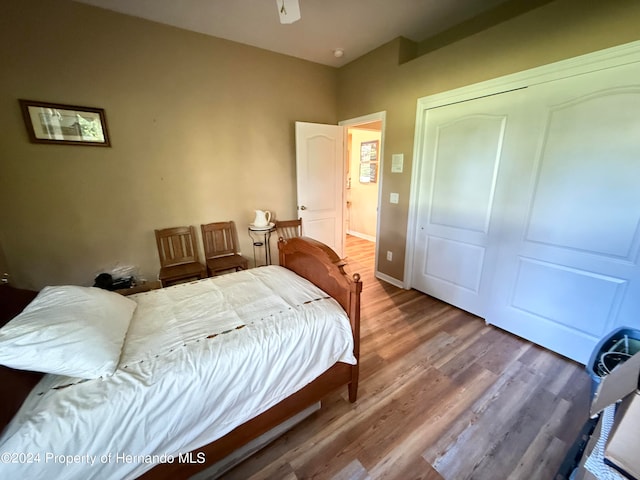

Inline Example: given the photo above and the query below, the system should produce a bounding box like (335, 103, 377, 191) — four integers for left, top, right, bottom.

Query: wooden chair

(200, 221, 249, 276)
(275, 218, 302, 240)
(154, 226, 207, 287)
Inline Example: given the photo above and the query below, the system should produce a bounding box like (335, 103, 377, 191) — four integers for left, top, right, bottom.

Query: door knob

(300, 206, 307, 210)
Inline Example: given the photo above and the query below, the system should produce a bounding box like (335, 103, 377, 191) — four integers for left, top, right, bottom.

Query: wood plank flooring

(222, 235, 592, 480)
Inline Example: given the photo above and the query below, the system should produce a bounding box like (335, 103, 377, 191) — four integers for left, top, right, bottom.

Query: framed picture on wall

(359, 161, 378, 183)
(19, 99, 111, 146)
(360, 140, 378, 163)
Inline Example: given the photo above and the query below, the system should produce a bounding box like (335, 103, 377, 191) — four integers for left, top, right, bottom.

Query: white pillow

(0, 285, 137, 379)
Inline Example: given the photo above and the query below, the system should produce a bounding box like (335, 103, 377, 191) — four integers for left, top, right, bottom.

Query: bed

(0, 236, 362, 479)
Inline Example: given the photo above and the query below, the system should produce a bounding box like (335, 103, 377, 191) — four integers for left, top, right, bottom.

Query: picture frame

(359, 139, 379, 183)
(360, 140, 378, 163)
(19, 99, 110, 147)
(359, 161, 378, 184)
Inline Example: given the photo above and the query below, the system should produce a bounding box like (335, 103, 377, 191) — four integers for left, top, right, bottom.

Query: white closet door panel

(510, 258, 627, 334)
(430, 115, 504, 233)
(424, 236, 485, 293)
(525, 91, 640, 258)
(412, 89, 528, 317)
(488, 62, 640, 363)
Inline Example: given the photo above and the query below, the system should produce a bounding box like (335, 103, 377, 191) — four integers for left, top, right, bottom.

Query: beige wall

(0, 0, 338, 289)
(4, 0, 640, 290)
(337, 0, 640, 281)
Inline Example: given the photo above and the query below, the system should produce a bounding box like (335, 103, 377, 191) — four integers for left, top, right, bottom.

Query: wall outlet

(386, 251, 393, 261)
(390, 192, 399, 204)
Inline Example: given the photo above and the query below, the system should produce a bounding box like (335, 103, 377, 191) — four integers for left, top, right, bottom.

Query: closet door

(411, 88, 530, 317)
(487, 62, 640, 363)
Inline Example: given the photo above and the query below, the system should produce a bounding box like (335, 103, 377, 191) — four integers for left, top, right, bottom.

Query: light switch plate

(390, 192, 399, 204)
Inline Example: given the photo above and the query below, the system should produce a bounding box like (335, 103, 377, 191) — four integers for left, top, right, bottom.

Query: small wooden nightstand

(115, 280, 162, 296)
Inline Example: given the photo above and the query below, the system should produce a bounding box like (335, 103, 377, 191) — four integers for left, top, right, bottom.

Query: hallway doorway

(345, 122, 381, 243)
(339, 112, 385, 276)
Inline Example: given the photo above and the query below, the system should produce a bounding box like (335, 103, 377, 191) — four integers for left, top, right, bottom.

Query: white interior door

(295, 122, 345, 257)
(487, 62, 640, 363)
(411, 88, 529, 317)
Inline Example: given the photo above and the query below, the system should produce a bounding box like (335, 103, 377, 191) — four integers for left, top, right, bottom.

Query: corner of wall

(397, 37, 418, 65)
(414, 0, 555, 59)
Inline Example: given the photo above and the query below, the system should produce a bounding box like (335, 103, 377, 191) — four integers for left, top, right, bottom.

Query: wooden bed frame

(138, 236, 362, 479)
(0, 237, 361, 479)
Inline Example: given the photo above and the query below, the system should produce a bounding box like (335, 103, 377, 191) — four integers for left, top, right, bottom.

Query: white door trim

(405, 39, 640, 289)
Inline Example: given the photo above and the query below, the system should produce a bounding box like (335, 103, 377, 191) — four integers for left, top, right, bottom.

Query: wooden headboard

(278, 236, 362, 360)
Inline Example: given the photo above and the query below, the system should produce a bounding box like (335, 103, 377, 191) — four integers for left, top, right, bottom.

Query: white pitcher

(253, 210, 271, 227)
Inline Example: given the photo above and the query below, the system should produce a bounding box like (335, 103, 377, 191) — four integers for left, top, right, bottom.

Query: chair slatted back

(201, 221, 240, 259)
(155, 226, 200, 267)
(275, 218, 302, 240)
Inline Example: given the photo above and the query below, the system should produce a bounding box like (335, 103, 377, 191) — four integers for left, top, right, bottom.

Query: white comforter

(0, 266, 356, 480)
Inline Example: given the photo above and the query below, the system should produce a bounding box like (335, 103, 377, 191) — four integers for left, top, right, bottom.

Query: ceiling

(73, 0, 512, 67)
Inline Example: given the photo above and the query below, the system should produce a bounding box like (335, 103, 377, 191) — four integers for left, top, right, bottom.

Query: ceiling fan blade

(277, 0, 301, 24)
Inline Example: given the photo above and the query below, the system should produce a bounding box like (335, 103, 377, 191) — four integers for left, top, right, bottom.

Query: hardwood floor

(223, 235, 592, 480)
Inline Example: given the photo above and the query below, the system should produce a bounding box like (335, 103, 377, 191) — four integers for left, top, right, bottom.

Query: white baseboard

(375, 271, 405, 289)
(346, 230, 376, 243)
